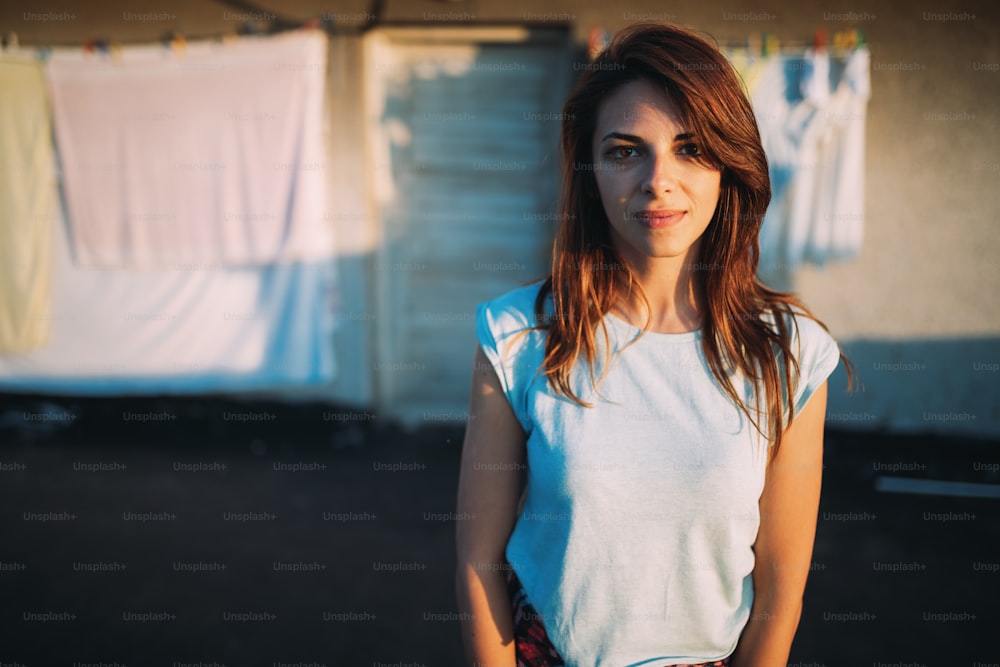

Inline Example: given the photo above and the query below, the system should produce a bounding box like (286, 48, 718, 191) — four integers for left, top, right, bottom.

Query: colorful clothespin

(588, 26, 610, 60)
(170, 32, 185, 55)
(161, 30, 185, 55)
(814, 27, 828, 52)
(832, 29, 846, 50)
(761, 32, 779, 58)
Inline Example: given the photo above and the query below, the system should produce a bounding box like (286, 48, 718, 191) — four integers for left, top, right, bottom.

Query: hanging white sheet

(45, 29, 334, 268)
(733, 46, 871, 288)
(0, 199, 338, 393)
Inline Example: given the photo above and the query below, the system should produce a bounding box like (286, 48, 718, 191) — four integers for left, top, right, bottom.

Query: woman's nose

(641, 152, 680, 195)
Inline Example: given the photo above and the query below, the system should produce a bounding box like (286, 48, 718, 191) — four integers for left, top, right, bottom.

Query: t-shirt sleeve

(475, 289, 541, 435)
(789, 313, 842, 419)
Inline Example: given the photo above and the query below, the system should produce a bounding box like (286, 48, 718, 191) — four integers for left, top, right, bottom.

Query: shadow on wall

(827, 336, 1000, 438)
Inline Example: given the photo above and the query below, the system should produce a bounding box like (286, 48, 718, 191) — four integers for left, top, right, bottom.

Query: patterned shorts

(505, 566, 733, 667)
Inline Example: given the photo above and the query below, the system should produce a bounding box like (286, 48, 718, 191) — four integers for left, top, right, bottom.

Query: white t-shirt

(475, 280, 841, 667)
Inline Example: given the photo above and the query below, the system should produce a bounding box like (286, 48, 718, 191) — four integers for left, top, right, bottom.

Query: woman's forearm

(456, 563, 517, 667)
(729, 596, 803, 667)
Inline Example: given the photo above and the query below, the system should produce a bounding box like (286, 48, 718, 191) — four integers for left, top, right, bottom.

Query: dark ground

(0, 392, 996, 667)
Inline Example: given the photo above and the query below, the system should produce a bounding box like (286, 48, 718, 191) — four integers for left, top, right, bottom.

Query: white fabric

(810, 47, 870, 263)
(747, 47, 870, 288)
(0, 52, 55, 353)
(0, 189, 338, 392)
(477, 282, 841, 667)
(45, 29, 333, 268)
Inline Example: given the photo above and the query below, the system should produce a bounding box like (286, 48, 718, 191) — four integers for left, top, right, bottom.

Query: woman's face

(592, 78, 722, 268)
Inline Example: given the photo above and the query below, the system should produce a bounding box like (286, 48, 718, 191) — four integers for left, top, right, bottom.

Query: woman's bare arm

(731, 381, 828, 667)
(455, 345, 527, 666)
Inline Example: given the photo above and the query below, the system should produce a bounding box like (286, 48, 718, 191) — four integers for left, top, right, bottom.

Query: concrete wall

(4, 0, 998, 436)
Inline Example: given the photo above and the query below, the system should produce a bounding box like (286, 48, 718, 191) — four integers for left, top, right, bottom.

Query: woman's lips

(632, 210, 685, 228)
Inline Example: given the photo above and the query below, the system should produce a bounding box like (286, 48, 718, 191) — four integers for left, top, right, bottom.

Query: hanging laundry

(0, 53, 55, 353)
(806, 46, 870, 264)
(45, 29, 334, 268)
(0, 197, 339, 391)
(729, 43, 870, 289)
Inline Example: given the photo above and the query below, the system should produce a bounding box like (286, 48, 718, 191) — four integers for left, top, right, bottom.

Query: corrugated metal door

(371, 29, 571, 424)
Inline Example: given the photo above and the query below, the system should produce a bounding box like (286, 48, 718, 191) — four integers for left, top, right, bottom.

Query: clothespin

(588, 26, 610, 60)
(832, 29, 846, 50)
(161, 30, 185, 55)
(814, 27, 827, 52)
(170, 32, 185, 55)
(761, 32, 779, 58)
(2, 31, 19, 50)
(110, 41, 123, 61)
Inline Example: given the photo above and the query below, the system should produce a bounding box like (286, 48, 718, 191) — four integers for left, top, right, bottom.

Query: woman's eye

(678, 143, 701, 156)
(609, 146, 638, 159)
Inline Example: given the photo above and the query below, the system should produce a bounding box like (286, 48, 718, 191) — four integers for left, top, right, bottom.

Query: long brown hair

(532, 22, 854, 457)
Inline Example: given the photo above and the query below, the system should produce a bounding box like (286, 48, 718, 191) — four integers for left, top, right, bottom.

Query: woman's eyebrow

(600, 131, 642, 143)
(599, 131, 694, 143)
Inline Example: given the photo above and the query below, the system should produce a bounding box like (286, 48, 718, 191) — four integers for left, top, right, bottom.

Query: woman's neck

(613, 253, 705, 334)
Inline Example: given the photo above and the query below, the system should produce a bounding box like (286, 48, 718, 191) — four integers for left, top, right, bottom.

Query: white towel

(45, 29, 334, 268)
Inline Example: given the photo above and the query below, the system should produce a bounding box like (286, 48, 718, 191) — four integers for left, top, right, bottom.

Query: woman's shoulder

(477, 279, 550, 331)
(475, 280, 550, 427)
(759, 302, 840, 370)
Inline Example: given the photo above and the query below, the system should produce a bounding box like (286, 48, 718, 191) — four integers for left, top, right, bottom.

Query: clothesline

(0, 28, 299, 63)
(4, 22, 869, 62)
(719, 27, 867, 56)
(0, 0, 380, 58)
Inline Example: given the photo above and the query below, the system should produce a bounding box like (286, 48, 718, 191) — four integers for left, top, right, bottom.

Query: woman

(455, 22, 853, 667)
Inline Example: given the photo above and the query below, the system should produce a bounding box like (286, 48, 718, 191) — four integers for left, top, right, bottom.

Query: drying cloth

(741, 47, 870, 288)
(0, 53, 55, 353)
(0, 195, 338, 392)
(45, 29, 333, 268)
(805, 47, 870, 264)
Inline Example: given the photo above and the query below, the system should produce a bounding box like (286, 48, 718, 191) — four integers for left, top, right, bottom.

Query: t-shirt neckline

(603, 310, 702, 343)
